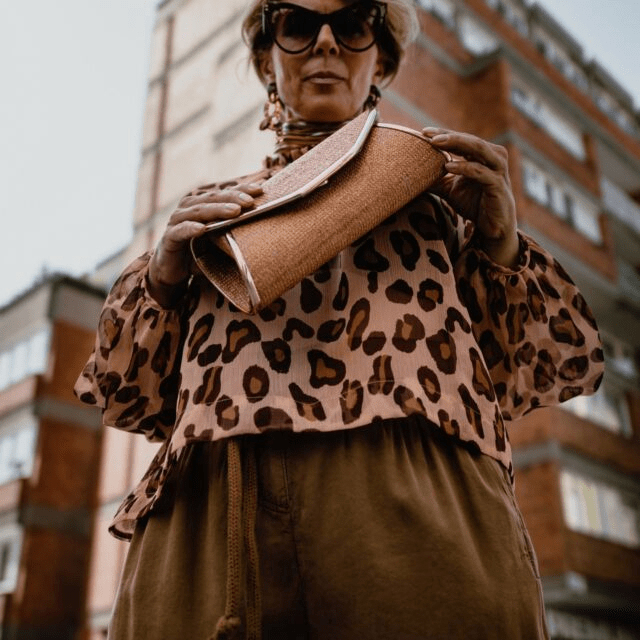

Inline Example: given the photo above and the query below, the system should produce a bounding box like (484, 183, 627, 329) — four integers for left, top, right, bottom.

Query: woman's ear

(373, 54, 386, 86)
(257, 51, 275, 85)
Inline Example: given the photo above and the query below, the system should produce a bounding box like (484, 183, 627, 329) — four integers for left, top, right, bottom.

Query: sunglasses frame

(262, 1, 388, 54)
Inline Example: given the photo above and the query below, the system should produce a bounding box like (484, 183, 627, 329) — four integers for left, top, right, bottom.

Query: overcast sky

(1, 0, 639, 308)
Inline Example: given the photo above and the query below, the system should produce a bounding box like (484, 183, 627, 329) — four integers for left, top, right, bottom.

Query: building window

(0, 328, 50, 392)
(0, 544, 11, 583)
(458, 15, 499, 56)
(562, 335, 635, 436)
(562, 384, 632, 437)
(602, 335, 638, 379)
(0, 418, 38, 486)
(600, 177, 640, 236)
(594, 88, 639, 139)
(522, 159, 547, 203)
(522, 157, 602, 243)
(570, 197, 603, 243)
(560, 471, 640, 548)
(0, 525, 22, 594)
(532, 32, 590, 95)
(483, 0, 528, 36)
(547, 608, 638, 640)
(511, 79, 586, 159)
(416, 0, 457, 30)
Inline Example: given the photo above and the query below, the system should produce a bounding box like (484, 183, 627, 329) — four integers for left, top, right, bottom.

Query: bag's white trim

(225, 232, 261, 310)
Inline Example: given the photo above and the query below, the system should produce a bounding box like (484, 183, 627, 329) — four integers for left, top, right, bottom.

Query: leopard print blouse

(75, 166, 604, 540)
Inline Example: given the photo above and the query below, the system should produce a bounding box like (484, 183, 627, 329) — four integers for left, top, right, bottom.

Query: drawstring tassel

(212, 615, 242, 640)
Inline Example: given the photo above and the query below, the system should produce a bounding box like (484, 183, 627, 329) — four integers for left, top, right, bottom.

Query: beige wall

(126, 0, 272, 269)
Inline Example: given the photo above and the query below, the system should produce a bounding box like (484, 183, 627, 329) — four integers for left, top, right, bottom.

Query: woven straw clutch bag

(191, 109, 446, 314)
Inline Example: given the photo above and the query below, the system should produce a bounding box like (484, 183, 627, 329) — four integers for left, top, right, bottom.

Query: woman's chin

(291, 99, 362, 124)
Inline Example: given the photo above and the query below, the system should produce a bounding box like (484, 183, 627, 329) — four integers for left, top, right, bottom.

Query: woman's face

(261, 0, 385, 123)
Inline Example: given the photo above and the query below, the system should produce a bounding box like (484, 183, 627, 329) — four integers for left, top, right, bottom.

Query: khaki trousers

(110, 416, 548, 639)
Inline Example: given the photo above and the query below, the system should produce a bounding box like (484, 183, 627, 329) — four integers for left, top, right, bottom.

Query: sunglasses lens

(269, 3, 381, 53)
(333, 5, 377, 50)
(272, 8, 319, 52)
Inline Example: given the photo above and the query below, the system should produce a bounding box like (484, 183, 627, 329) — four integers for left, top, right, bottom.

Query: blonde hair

(241, 0, 420, 85)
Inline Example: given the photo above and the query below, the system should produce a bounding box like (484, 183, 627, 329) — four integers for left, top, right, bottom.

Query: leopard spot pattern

(308, 350, 346, 388)
(215, 395, 239, 430)
(289, 383, 326, 421)
(243, 365, 270, 403)
(362, 331, 386, 355)
(340, 380, 365, 424)
(392, 314, 425, 353)
(261, 339, 292, 373)
(222, 320, 261, 363)
(368, 355, 394, 395)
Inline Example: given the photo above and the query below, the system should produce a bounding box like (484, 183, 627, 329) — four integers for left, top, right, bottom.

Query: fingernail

(238, 192, 253, 203)
(423, 127, 439, 134)
(248, 182, 262, 189)
(225, 203, 240, 211)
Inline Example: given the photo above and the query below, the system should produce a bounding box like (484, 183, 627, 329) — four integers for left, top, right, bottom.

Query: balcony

(601, 177, 640, 237)
(509, 406, 640, 476)
(617, 259, 640, 305)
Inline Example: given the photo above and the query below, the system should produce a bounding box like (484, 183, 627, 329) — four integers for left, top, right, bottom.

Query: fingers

(235, 182, 265, 196)
(162, 220, 209, 250)
(175, 201, 242, 222)
(423, 128, 508, 173)
(179, 183, 263, 208)
(443, 159, 509, 187)
(171, 184, 264, 227)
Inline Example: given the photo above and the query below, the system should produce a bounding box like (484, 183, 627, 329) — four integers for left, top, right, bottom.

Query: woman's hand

(422, 128, 519, 268)
(148, 182, 263, 307)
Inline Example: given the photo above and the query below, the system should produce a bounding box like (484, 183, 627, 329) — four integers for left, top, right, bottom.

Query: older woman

(75, 1, 603, 639)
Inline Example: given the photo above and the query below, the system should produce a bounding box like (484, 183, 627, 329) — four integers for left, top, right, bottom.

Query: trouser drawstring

(244, 440, 261, 638)
(211, 439, 261, 640)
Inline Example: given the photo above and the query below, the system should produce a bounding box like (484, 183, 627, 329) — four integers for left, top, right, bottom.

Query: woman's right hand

(148, 182, 263, 307)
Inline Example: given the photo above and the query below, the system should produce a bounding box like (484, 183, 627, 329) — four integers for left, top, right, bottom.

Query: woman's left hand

(422, 127, 520, 268)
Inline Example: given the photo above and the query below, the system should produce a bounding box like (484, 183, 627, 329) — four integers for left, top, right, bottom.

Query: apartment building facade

(0, 277, 105, 639)
(74, 0, 640, 638)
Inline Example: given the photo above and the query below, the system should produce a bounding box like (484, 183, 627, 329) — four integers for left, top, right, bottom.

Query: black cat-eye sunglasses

(262, 1, 388, 54)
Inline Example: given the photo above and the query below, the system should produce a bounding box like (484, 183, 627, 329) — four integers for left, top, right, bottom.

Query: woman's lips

(304, 71, 345, 84)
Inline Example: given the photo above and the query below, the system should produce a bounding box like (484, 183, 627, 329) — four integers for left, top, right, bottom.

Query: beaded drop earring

(365, 84, 381, 110)
(259, 82, 285, 134)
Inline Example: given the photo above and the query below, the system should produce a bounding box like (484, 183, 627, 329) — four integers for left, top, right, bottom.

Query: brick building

(0, 277, 105, 639)
(61, 0, 640, 638)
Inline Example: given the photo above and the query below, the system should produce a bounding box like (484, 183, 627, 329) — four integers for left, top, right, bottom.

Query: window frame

(560, 469, 640, 548)
(0, 524, 23, 595)
(521, 156, 603, 244)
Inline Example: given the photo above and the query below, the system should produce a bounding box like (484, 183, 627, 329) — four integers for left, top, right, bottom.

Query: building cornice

(34, 396, 102, 431)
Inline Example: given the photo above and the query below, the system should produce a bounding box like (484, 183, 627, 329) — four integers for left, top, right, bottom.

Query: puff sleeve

(74, 252, 186, 442)
(453, 227, 605, 421)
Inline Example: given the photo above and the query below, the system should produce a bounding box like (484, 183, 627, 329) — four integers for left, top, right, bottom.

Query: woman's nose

(313, 23, 339, 55)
